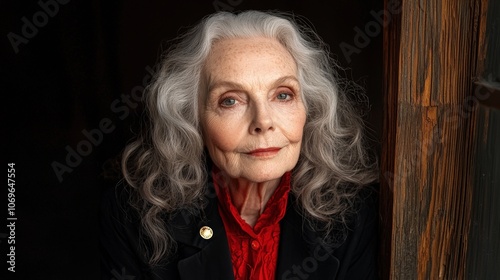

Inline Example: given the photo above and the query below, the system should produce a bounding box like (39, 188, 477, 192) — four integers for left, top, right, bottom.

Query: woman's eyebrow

(272, 75, 300, 88)
(208, 75, 299, 93)
(208, 80, 245, 93)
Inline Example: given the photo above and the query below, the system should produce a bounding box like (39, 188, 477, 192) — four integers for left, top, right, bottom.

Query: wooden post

(380, 0, 489, 278)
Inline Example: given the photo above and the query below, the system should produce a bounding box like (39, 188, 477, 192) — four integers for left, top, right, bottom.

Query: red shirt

(213, 169, 291, 280)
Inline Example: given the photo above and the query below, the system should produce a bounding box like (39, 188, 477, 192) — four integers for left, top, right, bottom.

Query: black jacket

(100, 182, 379, 279)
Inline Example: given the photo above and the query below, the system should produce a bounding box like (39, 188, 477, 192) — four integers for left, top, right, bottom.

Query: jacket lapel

(171, 192, 235, 280)
(168, 190, 340, 279)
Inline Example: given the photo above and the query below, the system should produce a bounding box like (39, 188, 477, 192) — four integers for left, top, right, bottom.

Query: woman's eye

(220, 98, 237, 107)
(277, 92, 292, 101)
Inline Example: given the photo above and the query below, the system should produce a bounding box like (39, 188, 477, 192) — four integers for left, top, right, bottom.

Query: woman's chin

(233, 168, 288, 184)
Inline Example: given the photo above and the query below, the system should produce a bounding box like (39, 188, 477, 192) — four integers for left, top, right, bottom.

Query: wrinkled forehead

(201, 37, 297, 89)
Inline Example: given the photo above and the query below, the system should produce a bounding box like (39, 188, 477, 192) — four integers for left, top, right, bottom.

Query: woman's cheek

(204, 115, 242, 152)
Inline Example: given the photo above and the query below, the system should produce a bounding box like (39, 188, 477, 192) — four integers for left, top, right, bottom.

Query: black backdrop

(2, 0, 382, 278)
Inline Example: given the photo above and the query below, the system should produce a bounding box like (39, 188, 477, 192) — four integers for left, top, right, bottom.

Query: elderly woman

(101, 10, 379, 280)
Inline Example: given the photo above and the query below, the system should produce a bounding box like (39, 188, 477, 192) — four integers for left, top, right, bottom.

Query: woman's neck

(226, 177, 281, 227)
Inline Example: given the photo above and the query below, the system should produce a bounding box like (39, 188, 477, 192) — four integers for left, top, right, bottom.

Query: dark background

(2, 0, 382, 278)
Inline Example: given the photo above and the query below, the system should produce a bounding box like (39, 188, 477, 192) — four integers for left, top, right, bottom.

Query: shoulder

(279, 183, 379, 279)
(100, 181, 223, 279)
(331, 183, 380, 279)
(100, 182, 152, 278)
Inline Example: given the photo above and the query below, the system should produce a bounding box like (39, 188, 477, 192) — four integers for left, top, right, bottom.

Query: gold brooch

(199, 226, 213, 239)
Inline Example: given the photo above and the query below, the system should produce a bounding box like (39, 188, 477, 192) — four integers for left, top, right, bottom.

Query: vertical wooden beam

(380, 0, 488, 278)
(380, 0, 401, 278)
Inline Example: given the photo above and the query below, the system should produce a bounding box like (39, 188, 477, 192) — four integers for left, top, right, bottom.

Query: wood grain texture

(380, 0, 489, 279)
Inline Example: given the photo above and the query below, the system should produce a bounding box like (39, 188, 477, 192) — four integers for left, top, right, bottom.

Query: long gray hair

(122, 10, 378, 266)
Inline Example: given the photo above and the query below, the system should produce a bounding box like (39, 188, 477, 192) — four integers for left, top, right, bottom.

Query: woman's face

(201, 37, 306, 183)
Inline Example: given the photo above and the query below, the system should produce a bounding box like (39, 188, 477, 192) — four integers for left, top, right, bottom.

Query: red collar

(212, 168, 291, 234)
(212, 168, 291, 280)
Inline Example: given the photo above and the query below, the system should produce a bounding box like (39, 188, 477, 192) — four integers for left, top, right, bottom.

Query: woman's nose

(249, 102, 274, 134)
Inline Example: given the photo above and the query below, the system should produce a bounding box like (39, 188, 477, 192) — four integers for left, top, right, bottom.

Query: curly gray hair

(122, 10, 378, 265)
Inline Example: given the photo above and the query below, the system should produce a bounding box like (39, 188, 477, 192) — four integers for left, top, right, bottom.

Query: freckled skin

(200, 37, 306, 225)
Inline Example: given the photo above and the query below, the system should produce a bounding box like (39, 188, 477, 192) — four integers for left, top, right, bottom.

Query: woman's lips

(246, 147, 281, 157)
